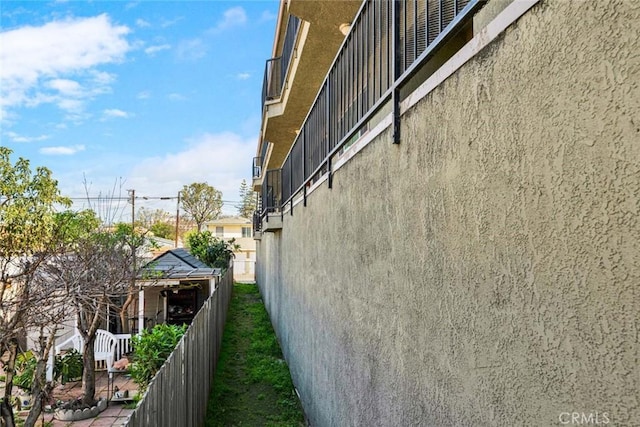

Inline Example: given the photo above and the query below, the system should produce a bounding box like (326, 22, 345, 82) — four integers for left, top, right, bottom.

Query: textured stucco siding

(256, 1, 639, 425)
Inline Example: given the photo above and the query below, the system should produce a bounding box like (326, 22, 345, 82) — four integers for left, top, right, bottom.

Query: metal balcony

(261, 15, 301, 108)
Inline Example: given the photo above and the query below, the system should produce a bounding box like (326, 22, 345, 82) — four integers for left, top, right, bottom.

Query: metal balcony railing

(261, 15, 302, 107)
(262, 57, 283, 104)
(260, 140, 270, 159)
(253, 211, 262, 233)
(257, 0, 482, 224)
(260, 169, 281, 217)
(276, 0, 481, 209)
(251, 141, 271, 179)
(252, 157, 262, 179)
(252, 141, 272, 180)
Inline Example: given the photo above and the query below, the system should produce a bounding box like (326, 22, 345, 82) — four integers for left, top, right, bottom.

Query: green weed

(205, 283, 304, 426)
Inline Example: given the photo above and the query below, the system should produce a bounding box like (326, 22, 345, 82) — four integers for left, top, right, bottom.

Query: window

(215, 226, 223, 237)
(242, 227, 252, 238)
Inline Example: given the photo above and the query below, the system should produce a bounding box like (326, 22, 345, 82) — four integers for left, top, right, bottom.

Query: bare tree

(41, 230, 133, 405)
(21, 267, 71, 427)
(177, 213, 197, 241)
(80, 175, 128, 226)
(80, 182, 145, 334)
(110, 223, 148, 334)
(136, 207, 173, 230)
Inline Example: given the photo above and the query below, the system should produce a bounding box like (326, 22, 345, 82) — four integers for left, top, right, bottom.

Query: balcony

(257, 169, 282, 232)
(252, 212, 262, 240)
(262, 15, 301, 107)
(259, 1, 362, 172)
(256, 0, 484, 220)
(252, 141, 272, 191)
(252, 156, 262, 180)
(275, 0, 482, 210)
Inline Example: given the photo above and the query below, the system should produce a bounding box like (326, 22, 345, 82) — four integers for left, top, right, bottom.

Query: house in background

(204, 217, 255, 282)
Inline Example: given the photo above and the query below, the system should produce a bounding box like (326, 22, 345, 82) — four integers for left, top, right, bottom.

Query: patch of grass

(205, 283, 304, 426)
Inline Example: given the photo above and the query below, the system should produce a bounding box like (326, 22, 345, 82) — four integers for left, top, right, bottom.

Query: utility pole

(175, 191, 181, 248)
(127, 189, 137, 334)
(129, 189, 135, 230)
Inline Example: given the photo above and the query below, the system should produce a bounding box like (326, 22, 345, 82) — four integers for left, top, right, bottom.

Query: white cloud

(167, 93, 186, 101)
(236, 73, 251, 80)
(40, 144, 85, 155)
(260, 10, 277, 22)
(57, 98, 85, 113)
(135, 18, 150, 27)
(176, 38, 206, 60)
(210, 7, 247, 33)
(0, 14, 130, 117)
(103, 109, 130, 119)
(128, 132, 255, 213)
(5, 131, 50, 143)
(63, 111, 91, 123)
(91, 71, 116, 86)
(145, 44, 171, 56)
(47, 78, 82, 96)
(160, 17, 183, 28)
(137, 91, 151, 100)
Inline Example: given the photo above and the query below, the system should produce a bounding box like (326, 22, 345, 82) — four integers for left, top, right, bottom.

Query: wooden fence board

(124, 265, 234, 427)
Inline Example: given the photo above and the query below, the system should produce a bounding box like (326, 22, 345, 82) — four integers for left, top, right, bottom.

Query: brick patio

(8, 370, 136, 427)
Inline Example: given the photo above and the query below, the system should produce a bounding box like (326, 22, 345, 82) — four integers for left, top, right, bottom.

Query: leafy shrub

(186, 231, 238, 269)
(13, 349, 84, 392)
(130, 323, 187, 390)
(54, 349, 83, 384)
(13, 351, 36, 392)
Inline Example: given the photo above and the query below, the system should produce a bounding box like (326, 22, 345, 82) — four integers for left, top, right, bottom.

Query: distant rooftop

(205, 216, 251, 226)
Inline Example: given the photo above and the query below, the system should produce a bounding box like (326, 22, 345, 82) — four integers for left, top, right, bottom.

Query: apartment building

(252, 0, 639, 425)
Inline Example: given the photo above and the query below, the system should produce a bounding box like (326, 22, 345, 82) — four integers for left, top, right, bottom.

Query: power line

(65, 196, 241, 204)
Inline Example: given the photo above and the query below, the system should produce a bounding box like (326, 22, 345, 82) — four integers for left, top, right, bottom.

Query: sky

(0, 0, 279, 218)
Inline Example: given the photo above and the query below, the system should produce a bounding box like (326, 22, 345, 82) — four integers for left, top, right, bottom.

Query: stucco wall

(256, 1, 639, 425)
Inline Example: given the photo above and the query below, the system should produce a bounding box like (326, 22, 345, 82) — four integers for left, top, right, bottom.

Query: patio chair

(54, 329, 118, 371)
(94, 329, 118, 371)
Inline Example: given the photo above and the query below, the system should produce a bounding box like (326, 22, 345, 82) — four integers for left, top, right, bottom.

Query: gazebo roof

(139, 248, 221, 280)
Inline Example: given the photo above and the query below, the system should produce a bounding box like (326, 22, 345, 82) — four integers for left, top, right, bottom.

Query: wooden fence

(124, 265, 234, 427)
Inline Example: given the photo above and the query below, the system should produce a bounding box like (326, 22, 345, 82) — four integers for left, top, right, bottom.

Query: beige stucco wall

(205, 220, 256, 281)
(257, 0, 639, 426)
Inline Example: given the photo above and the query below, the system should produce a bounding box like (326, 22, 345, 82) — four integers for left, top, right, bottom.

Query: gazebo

(135, 248, 222, 332)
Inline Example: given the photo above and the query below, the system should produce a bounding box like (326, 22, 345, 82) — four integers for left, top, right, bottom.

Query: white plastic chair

(55, 329, 118, 371)
(93, 329, 118, 371)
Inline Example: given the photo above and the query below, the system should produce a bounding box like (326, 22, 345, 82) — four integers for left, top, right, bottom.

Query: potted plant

(54, 349, 83, 384)
(13, 351, 36, 410)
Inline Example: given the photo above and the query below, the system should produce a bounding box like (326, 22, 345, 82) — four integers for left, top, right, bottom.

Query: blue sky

(1, 0, 278, 216)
